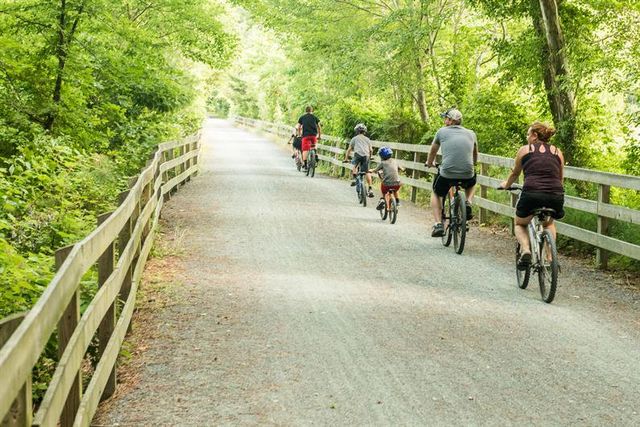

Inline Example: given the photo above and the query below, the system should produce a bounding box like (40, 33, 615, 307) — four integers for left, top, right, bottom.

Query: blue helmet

(379, 146, 393, 160)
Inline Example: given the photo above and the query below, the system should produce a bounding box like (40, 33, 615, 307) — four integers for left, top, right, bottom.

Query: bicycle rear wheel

(515, 242, 531, 289)
(538, 230, 559, 303)
(389, 197, 397, 224)
(441, 195, 453, 247)
(309, 151, 316, 177)
(356, 179, 364, 205)
(453, 192, 467, 254)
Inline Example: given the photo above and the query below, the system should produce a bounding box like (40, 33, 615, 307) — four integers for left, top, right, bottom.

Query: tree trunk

(44, 0, 68, 131)
(415, 58, 429, 123)
(531, 0, 577, 164)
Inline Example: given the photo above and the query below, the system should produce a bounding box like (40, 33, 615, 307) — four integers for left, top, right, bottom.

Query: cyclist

(499, 122, 565, 269)
(297, 106, 322, 170)
(371, 146, 402, 211)
(344, 123, 374, 198)
(426, 108, 478, 237)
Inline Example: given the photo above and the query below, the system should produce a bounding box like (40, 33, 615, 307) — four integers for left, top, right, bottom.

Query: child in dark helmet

(371, 146, 402, 211)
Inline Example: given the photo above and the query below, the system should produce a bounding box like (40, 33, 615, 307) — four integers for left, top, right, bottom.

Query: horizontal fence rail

(235, 116, 640, 266)
(0, 133, 201, 426)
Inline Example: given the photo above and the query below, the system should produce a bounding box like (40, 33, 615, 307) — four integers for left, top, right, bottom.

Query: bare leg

(465, 185, 476, 204)
(543, 219, 556, 240)
(431, 192, 443, 223)
(515, 216, 534, 254)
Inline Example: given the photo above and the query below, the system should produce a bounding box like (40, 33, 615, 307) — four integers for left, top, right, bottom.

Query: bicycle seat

(532, 208, 556, 218)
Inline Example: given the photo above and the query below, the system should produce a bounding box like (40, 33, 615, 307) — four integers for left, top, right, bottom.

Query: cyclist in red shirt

(297, 106, 322, 170)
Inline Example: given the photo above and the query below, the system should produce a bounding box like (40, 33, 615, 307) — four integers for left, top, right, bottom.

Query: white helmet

(354, 123, 367, 133)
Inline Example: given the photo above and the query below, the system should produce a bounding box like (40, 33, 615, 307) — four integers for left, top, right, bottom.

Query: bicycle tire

(380, 199, 387, 220)
(515, 242, 531, 289)
(538, 230, 559, 303)
(389, 197, 397, 224)
(441, 195, 453, 247)
(309, 151, 316, 177)
(356, 178, 364, 204)
(453, 192, 467, 254)
(362, 187, 367, 207)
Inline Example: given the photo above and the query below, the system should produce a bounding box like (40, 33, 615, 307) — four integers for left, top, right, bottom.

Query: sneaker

(466, 202, 474, 220)
(376, 199, 385, 211)
(350, 180, 356, 187)
(291, 154, 295, 159)
(431, 223, 445, 237)
(395, 200, 401, 207)
(517, 252, 532, 270)
(367, 189, 374, 198)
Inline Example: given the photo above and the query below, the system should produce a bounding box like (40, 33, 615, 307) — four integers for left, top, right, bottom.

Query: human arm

(317, 121, 322, 139)
(499, 146, 526, 189)
(426, 142, 439, 168)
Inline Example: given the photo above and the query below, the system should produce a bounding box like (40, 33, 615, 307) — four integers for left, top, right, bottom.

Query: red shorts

(381, 184, 401, 194)
(301, 136, 317, 152)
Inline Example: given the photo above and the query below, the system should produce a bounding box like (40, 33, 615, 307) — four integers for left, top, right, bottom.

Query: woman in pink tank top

(500, 122, 565, 268)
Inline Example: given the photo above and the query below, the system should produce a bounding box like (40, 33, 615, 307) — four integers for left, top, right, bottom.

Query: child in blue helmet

(371, 146, 402, 211)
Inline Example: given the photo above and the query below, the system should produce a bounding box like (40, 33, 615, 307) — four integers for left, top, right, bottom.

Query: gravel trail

(94, 119, 640, 426)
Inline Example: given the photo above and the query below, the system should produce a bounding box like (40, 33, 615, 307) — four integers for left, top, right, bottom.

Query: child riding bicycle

(370, 146, 402, 211)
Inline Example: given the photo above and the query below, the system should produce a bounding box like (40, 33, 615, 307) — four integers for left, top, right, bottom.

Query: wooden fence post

(596, 184, 610, 268)
(55, 245, 81, 427)
(97, 212, 117, 401)
(118, 191, 133, 306)
(411, 152, 419, 203)
(480, 163, 488, 224)
(0, 313, 31, 427)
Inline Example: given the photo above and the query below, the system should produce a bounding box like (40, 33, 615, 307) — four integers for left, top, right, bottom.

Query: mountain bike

(499, 185, 559, 303)
(293, 149, 302, 171)
(379, 187, 398, 224)
(306, 146, 317, 177)
(439, 170, 468, 255)
(343, 160, 368, 207)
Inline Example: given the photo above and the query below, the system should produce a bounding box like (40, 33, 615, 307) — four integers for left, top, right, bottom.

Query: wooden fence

(235, 116, 640, 267)
(0, 133, 200, 426)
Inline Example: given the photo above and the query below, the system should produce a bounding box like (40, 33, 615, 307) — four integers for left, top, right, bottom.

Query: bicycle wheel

(441, 195, 453, 247)
(379, 198, 387, 220)
(309, 151, 316, 177)
(515, 242, 531, 289)
(356, 179, 364, 204)
(453, 192, 467, 254)
(538, 230, 559, 303)
(296, 155, 302, 171)
(389, 197, 397, 224)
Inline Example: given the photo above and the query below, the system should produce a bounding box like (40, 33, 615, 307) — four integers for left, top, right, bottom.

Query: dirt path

(94, 119, 640, 426)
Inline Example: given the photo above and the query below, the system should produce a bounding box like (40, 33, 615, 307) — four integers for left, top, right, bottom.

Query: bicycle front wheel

(441, 195, 453, 247)
(538, 230, 559, 303)
(379, 199, 387, 220)
(389, 197, 397, 224)
(453, 192, 467, 254)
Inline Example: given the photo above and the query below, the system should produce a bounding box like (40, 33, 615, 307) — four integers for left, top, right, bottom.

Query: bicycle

(293, 149, 303, 171)
(499, 185, 559, 303)
(343, 160, 368, 207)
(438, 167, 468, 255)
(379, 187, 398, 224)
(306, 145, 317, 177)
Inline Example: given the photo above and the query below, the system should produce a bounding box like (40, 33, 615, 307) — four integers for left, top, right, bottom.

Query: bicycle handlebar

(497, 184, 523, 191)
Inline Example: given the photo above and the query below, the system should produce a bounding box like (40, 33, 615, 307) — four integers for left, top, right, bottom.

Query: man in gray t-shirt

(425, 108, 478, 237)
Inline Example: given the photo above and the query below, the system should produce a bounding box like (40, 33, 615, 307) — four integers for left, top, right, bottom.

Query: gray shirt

(349, 134, 372, 157)
(433, 125, 476, 179)
(374, 159, 401, 186)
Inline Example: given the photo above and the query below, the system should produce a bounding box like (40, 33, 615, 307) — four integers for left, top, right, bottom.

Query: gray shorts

(352, 153, 370, 173)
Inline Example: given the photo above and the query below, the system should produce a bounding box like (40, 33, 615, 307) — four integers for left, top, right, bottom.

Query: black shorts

(293, 137, 302, 151)
(516, 192, 565, 219)
(352, 153, 369, 173)
(432, 173, 476, 197)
